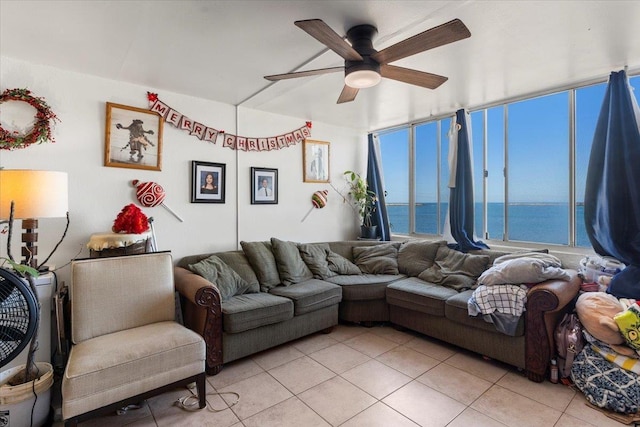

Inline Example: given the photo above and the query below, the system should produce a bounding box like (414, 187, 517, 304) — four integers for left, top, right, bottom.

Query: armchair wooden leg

(196, 372, 207, 409)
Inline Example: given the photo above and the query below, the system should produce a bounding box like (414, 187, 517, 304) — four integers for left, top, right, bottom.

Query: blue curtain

(366, 134, 391, 241)
(449, 109, 488, 252)
(585, 70, 640, 299)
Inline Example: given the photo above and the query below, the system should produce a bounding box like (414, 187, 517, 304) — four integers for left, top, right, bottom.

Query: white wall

(0, 57, 366, 286)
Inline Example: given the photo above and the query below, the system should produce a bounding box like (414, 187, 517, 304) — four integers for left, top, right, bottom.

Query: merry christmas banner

(147, 92, 311, 151)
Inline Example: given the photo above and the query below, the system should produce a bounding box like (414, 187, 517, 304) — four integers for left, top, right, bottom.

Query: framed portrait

(191, 161, 226, 203)
(303, 139, 330, 183)
(251, 167, 278, 205)
(104, 102, 163, 171)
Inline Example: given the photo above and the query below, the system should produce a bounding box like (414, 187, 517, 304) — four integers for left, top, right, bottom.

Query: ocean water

(387, 203, 590, 247)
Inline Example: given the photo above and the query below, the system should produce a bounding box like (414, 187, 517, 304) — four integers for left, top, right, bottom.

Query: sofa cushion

(445, 290, 525, 336)
(398, 240, 446, 277)
(222, 293, 293, 333)
(298, 243, 337, 279)
(418, 246, 490, 291)
(386, 277, 457, 316)
(326, 274, 404, 301)
(479, 257, 570, 286)
(327, 251, 361, 275)
(269, 279, 342, 315)
(188, 255, 256, 302)
(353, 244, 399, 275)
(241, 241, 281, 291)
(271, 238, 314, 285)
(216, 251, 260, 292)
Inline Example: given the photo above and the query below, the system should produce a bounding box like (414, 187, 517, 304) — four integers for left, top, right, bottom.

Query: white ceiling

(2, 1, 639, 132)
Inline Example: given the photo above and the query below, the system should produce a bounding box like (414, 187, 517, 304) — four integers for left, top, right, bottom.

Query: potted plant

(344, 171, 378, 239)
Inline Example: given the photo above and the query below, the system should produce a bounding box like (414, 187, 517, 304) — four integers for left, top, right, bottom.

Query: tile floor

(70, 323, 627, 427)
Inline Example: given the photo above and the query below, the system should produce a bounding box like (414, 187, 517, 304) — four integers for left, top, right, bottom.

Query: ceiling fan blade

(380, 64, 448, 89)
(372, 18, 470, 65)
(337, 85, 359, 104)
(295, 19, 363, 61)
(264, 66, 344, 81)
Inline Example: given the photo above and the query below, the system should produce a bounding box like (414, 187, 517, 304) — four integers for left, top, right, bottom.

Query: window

(379, 129, 409, 234)
(415, 122, 439, 234)
(376, 74, 640, 248)
(507, 92, 569, 245)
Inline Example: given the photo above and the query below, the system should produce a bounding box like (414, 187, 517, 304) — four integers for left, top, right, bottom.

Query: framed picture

(104, 102, 163, 171)
(251, 167, 278, 204)
(191, 161, 226, 203)
(303, 139, 330, 183)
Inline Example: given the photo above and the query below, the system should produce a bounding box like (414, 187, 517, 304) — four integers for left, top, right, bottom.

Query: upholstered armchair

(62, 252, 206, 426)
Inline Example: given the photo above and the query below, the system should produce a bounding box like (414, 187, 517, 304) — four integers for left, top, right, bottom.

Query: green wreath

(0, 88, 59, 150)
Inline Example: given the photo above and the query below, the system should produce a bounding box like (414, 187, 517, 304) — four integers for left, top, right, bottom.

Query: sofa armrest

(524, 269, 581, 381)
(174, 266, 223, 375)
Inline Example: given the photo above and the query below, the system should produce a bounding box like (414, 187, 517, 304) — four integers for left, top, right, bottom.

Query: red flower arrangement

(0, 88, 60, 150)
(112, 204, 149, 234)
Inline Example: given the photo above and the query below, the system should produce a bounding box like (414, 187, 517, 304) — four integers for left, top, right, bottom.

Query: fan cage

(0, 268, 38, 369)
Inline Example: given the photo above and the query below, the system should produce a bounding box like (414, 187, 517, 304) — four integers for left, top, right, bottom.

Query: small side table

(87, 231, 152, 258)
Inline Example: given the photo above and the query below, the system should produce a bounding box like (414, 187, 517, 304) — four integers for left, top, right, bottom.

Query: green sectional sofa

(174, 238, 580, 382)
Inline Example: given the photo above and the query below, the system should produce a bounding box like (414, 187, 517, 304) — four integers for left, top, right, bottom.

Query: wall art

(105, 102, 163, 171)
(251, 167, 278, 205)
(191, 161, 226, 203)
(303, 139, 330, 183)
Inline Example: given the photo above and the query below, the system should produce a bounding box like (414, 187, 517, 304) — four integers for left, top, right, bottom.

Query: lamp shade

(0, 170, 68, 220)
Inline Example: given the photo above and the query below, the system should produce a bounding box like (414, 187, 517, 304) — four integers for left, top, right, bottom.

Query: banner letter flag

(237, 136, 247, 151)
(248, 138, 258, 151)
(203, 128, 219, 143)
(190, 122, 206, 139)
(150, 100, 170, 118)
(285, 133, 295, 146)
(267, 137, 277, 150)
(293, 129, 303, 141)
(166, 109, 182, 127)
(301, 126, 311, 138)
(223, 134, 237, 149)
(179, 116, 194, 132)
(258, 138, 268, 151)
(276, 135, 286, 149)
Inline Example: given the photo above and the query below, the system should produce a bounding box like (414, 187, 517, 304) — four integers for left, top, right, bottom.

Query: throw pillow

(418, 246, 489, 291)
(352, 244, 399, 275)
(327, 250, 361, 275)
(240, 240, 281, 291)
(271, 237, 314, 285)
(478, 256, 570, 286)
(298, 243, 337, 280)
(397, 239, 447, 277)
(188, 255, 254, 302)
(216, 251, 260, 293)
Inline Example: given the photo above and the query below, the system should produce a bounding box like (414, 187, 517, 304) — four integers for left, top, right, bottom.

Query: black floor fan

(0, 267, 38, 370)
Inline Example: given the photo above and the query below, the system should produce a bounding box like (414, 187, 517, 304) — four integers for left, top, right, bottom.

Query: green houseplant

(344, 171, 378, 238)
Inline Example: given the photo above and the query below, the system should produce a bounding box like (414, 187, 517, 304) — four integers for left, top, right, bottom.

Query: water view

(387, 203, 590, 247)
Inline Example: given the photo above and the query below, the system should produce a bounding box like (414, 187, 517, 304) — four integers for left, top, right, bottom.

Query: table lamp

(0, 170, 69, 268)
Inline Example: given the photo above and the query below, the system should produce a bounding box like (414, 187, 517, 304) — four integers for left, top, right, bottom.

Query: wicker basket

(89, 238, 151, 258)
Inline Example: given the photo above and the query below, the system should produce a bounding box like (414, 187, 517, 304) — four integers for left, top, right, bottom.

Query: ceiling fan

(265, 18, 471, 104)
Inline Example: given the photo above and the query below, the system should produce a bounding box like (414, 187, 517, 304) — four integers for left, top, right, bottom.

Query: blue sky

(379, 76, 638, 204)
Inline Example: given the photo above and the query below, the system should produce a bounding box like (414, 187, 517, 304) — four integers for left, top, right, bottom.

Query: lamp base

(21, 218, 39, 268)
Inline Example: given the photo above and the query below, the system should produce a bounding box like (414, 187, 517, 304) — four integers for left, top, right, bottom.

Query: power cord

(174, 383, 240, 413)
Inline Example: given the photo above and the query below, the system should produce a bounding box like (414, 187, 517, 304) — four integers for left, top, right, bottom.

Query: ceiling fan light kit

(265, 18, 471, 103)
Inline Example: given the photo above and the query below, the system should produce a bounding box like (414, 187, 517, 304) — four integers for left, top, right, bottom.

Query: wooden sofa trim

(174, 266, 224, 374)
(524, 270, 580, 382)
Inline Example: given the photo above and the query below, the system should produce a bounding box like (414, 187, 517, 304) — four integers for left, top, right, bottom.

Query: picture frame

(104, 102, 163, 171)
(303, 139, 330, 183)
(251, 167, 278, 205)
(191, 161, 226, 203)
